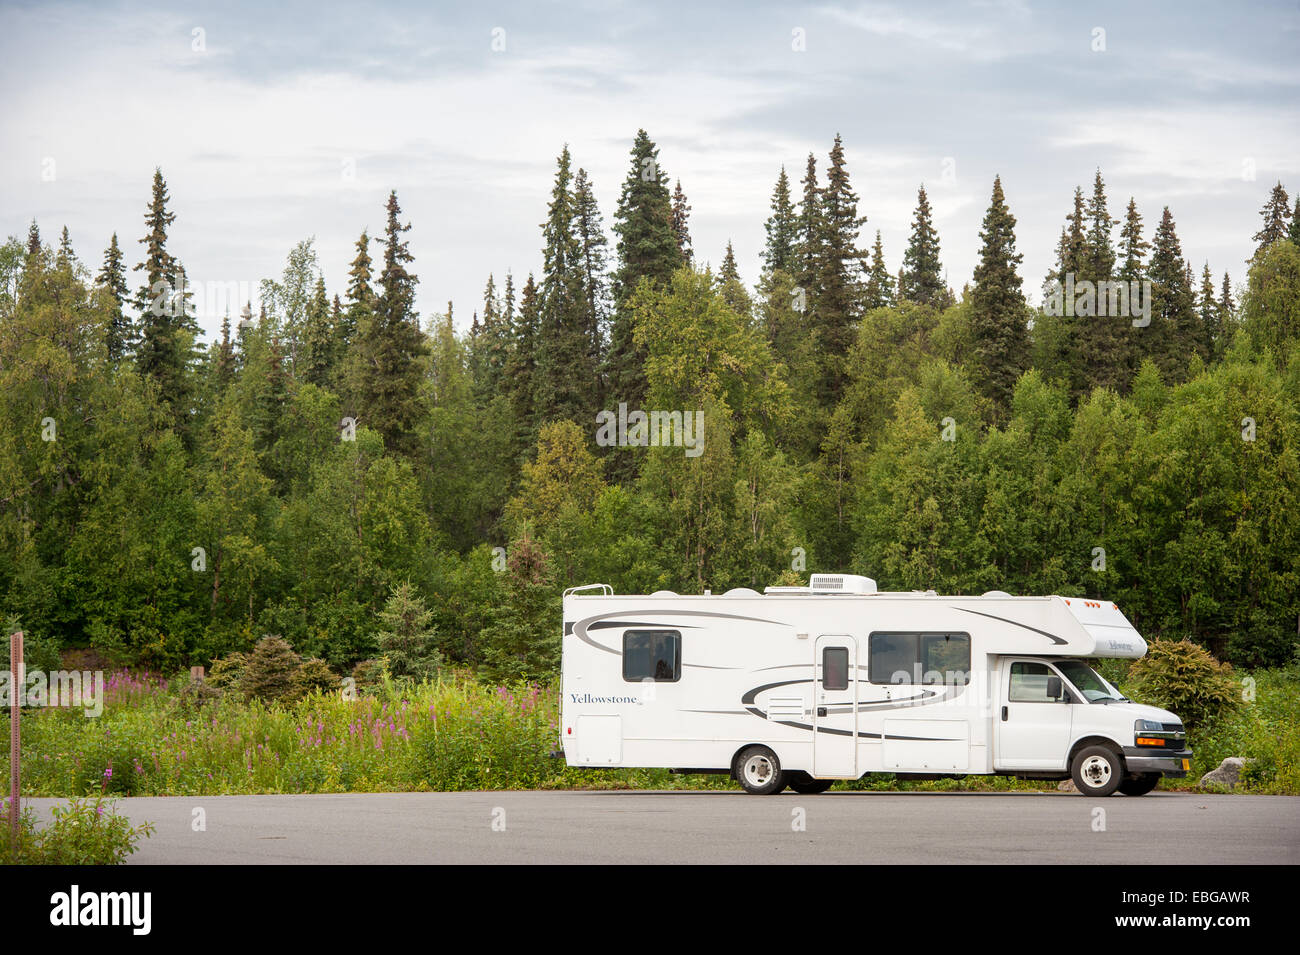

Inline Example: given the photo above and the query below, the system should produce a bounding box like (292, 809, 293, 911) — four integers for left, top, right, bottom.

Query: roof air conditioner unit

(809, 573, 877, 595)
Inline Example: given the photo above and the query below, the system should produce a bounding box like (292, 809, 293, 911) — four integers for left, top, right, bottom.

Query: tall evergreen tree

(505, 273, 541, 461)
(1290, 196, 1300, 247)
(1198, 261, 1221, 358)
(795, 153, 824, 297)
(969, 176, 1028, 416)
(1219, 271, 1234, 323)
(133, 168, 196, 434)
(358, 190, 427, 456)
(301, 275, 334, 387)
(1252, 181, 1291, 255)
(814, 133, 867, 402)
(1145, 206, 1199, 380)
(1083, 170, 1117, 281)
(1117, 198, 1150, 282)
(670, 179, 692, 265)
(56, 226, 76, 269)
(1048, 186, 1088, 286)
(863, 231, 895, 310)
(900, 185, 947, 307)
(535, 145, 596, 424)
(762, 166, 798, 276)
(717, 240, 750, 316)
(95, 232, 131, 362)
(606, 130, 681, 410)
(572, 167, 610, 393)
(1079, 172, 1129, 393)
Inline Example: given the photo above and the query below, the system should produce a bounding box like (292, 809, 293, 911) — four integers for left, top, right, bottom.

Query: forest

(2, 129, 1298, 682)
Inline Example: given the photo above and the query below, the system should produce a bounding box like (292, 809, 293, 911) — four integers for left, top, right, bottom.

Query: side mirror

(1046, 676, 1063, 701)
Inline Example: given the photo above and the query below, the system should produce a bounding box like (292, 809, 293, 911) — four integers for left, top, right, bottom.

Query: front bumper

(1123, 746, 1193, 777)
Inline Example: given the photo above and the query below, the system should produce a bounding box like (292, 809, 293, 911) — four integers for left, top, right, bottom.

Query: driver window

(1008, 661, 1061, 702)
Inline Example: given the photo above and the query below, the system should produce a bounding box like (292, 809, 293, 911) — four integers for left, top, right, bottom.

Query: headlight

(1134, 719, 1163, 732)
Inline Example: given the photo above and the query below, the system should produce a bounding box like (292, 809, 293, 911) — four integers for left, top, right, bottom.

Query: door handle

(1001, 705, 1008, 722)
(817, 707, 827, 717)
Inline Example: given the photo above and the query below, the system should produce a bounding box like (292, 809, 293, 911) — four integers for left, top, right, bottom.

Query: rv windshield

(1056, 660, 1125, 703)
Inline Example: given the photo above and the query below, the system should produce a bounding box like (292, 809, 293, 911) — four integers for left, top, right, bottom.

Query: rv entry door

(813, 635, 858, 778)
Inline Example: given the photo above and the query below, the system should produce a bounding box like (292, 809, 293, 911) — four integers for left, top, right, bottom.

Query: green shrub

(206, 652, 246, 692)
(1126, 638, 1239, 732)
(1, 797, 154, 864)
(239, 636, 301, 703)
(292, 658, 340, 697)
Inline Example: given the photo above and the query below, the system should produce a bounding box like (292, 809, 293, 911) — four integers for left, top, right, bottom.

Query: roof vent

(809, 573, 877, 595)
(982, 590, 1012, 598)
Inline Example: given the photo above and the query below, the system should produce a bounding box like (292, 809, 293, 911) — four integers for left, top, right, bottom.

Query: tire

(1118, 773, 1161, 796)
(786, 772, 835, 795)
(1071, 745, 1123, 797)
(736, 745, 786, 795)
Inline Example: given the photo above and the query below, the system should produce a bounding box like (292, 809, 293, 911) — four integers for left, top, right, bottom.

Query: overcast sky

(3, 0, 1298, 344)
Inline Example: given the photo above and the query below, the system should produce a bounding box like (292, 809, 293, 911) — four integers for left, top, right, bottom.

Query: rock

(1057, 779, 1076, 793)
(1199, 757, 1250, 789)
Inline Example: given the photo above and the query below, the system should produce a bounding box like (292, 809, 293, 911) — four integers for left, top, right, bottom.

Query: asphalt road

(22, 791, 1300, 864)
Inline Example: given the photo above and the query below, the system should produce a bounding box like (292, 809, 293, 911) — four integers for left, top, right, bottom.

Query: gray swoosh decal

(954, 607, 1068, 645)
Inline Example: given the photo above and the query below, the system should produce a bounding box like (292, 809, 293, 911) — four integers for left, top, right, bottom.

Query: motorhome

(559, 574, 1192, 796)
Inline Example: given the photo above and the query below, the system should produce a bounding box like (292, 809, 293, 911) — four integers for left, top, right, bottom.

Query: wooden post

(9, 631, 21, 838)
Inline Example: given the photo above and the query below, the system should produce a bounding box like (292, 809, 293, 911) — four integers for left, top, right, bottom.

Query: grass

(3, 666, 1296, 797)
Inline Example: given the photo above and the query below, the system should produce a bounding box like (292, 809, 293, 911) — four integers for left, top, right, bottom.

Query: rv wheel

(787, 772, 835, 795)
(1118, 773, 1160, 796)
(736, 746, 786, 795)
(1070, 745, 1122, 797)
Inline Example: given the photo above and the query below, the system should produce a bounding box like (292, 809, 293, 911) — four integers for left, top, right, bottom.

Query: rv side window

(920, 633, 971, 685)
(622, 630, 682, 683)
(1008, 662, 1056, 702)
(822, 647, 849, 691)
(869, 632, 971, 684)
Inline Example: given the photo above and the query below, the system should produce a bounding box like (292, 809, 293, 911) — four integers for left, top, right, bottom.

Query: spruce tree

(301, 275, 334, 387)
(214, 310, 235, 390)
(1219, 271, 1234, 322)
(762, 166, 798, 276)
(606, 130, 680, 410)
(969, 176, 1028, 416)
(718, 240, 751, 315)
(1198, 261, 1220, 359)
(1146, 206, 1199, 380)
(505, 273, 541, 460)
(863, 231, 895, 310)
(534, 145, 595, 424)
(375, 582, 442, 683)
(1117, 198, 1150, 282)
(670, 179, 692, 265)
(1083, 170, 1117, 281)
(795, 153, 824, 298)
(358, 191, 427, 456)
(133, 168, 196, 434)
(1252, 181, 1291, 255)
(1291, 197, 1300, 246)
(1079, 171, 1128, 393)
(815, 133, 867, 402)
(572, 167, 610, 394)
(95, 232, 131, 362)
(900, 185, 947, 307)
(56, 226, 75, 269)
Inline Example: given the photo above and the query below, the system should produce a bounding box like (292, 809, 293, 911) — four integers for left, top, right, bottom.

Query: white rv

(559, 575, 1191, 796)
